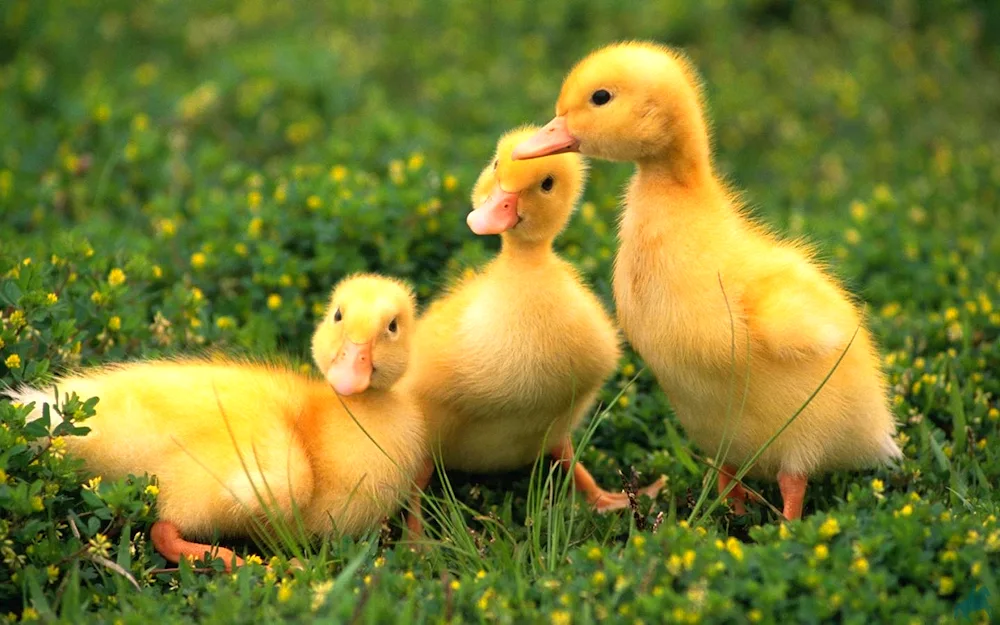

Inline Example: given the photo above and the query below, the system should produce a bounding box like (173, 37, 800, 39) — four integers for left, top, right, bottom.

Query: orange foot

(777, 472, 808, 520)
(550, 438, 666, 513)
(150, 520, 244, 572)
(717, 464, 759, 516)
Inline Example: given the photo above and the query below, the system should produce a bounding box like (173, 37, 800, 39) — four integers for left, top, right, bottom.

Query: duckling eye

(333, 308, 342, 323)
(387, 317, 398, 333)
(492, 159, 498, 171)
(541, 176, 555, 192)
(590, 89, 612, 106)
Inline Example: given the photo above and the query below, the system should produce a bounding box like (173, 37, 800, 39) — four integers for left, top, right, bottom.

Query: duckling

(513, 42, 901, 520)
(403, 126, 664, 511)
(8, 274, 426, 567)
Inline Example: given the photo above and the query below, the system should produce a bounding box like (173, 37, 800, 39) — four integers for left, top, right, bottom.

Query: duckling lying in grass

(8, 274, 426, 568)
(514, 41, 901, 520)
(404, 126, 664, 511)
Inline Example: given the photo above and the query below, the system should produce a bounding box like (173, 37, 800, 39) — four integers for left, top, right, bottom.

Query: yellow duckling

(9, 274, 425, 567)
(514, 42, 900, 520)
(404, 126, 664, 511)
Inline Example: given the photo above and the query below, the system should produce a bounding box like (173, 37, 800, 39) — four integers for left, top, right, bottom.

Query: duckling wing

(742, 261, 861, 361)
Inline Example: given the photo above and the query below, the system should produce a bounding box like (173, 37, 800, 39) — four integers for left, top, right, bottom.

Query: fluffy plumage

(514, 42, 900, 519)
(7, 273, 425, 565)
(403, 127, 663, 511)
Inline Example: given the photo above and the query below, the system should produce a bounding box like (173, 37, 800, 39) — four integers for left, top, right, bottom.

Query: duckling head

(467, 125, 587, 245)
(311, 274, 416, 396)
(512, 41, 709, 167)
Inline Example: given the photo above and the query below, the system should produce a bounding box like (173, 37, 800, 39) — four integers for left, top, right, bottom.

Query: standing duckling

(513, 42, 901, 520)
(8, 274, 426, 568)
(404, 126, 664, 511)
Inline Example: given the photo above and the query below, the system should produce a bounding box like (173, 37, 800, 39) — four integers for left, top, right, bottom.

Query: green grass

(2, 0, 1000, 622)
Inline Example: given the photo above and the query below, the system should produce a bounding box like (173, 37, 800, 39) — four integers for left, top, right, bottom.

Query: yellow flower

(306, 195, 322, 210)
(277, 580, 293, 602)
(20, 607, 39, 621)
(46, 292, 58, 305)
(682, 550, 696, 570)
(152, 265, 163, 279)
(851, 558, 869, 575)
(550, 610, 571, 625)
(144, 484, 159, 497)
(813, 544, 829, 560)
(971, 562, 982, 577)
(880, 302, 900, 318)
(631, 535, 646, 549)
(47, 564, 59, 583)
(248, 217, 263, 238)
(5, 354, 21, 369)
(389, 160, 405, 185)
(84, 476, 103, 492)
(871, 479, 884, 493)
(618, 395, 630, 408)
(216, 316, 235, 330)
(818, 517, 840, 540)
(725, 537, 744, 561)
(107, 268, 126, 286)
(944, 307, 959, 321)
(407, 153, 425, 170)
(132, 114, 149, 132)
(779, 524, 791, 540)
(667, 554, 683, 575)
(108, 316, 121, 331)
(988, 408, 999, 421)
(190, 252, 207, 269)
(622, 363, 636, 377)
(844, 228, 860, 245)
(248, 191, 262, 209)
(246, 554, 263, 566)
(443, 174, 458, 191)
(267, 294, 282, 310)
(590, 571, 606, 586)
(586, 546, 602, 560)
(849, 200, 867, 221)
(157, 218, 176, 237)
(330, 165, 348, 182)
(88, 533, 112, 558)
(748, 609, 763, 623)
(938, 576, 954, 595)
(30, 495, 44, 511)
(476, 569, 486, 580)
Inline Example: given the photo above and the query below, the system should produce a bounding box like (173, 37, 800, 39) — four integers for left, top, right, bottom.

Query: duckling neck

(498, 235, 554, 265)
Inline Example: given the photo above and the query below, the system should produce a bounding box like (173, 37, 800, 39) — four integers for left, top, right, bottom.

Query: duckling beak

(511, 116, 579, 160)
(327, 340, 373, 396)
(467, 187, 520, 235)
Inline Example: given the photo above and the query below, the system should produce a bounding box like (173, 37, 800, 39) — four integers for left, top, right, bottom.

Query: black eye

(333, 308, 342, 323)
(541, 176, 554, 192)
(493, 159, 498, 171)
(591, 89, 612, 106)
(388, 318, 398, 333)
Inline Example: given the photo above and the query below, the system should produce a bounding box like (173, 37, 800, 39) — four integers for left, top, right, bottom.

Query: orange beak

(511, 116, 580, 160)
(467, 187, 520, 235)
(326, 340, 373, 396)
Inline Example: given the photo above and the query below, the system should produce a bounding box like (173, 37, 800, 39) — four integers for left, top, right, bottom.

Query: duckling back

(14, 359, 317, 537)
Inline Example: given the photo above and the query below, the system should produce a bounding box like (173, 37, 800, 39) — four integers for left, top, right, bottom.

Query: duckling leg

(150, 521, 243, 571)
(717, 464, 749, 516)
(550, 438, 665, 512)
(404, 458, 434, 539)
(777, 472, 808, 520)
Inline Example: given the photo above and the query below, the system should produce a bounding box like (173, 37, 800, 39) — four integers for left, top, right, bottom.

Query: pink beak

(326, 340, 373, 396)
(511, 116, 580, 160)
(467, 187, 520, 235)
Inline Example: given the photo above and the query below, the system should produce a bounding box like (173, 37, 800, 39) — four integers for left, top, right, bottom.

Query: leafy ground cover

(1, 0, 999, 622)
